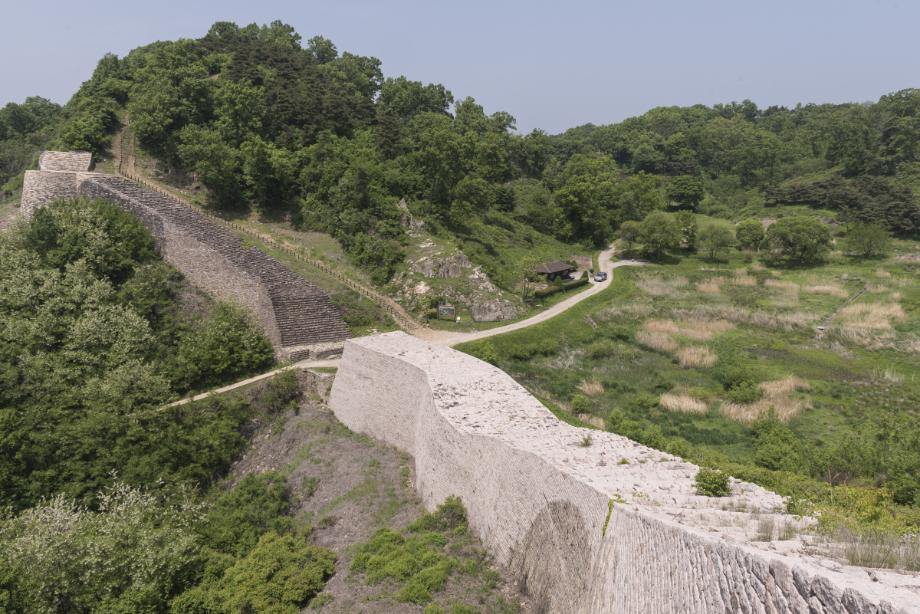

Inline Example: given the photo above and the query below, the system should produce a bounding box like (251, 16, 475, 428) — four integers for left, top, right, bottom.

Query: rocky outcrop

(329, 332, 920, 614)
(470, 298, 518, 322)
(410, 252, 473, 278)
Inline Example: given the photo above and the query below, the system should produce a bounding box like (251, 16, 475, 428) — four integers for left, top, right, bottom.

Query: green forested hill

(27, 19, 919, 284)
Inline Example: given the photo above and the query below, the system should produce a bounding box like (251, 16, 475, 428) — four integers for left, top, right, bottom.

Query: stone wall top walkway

(330, 332, 920, 613)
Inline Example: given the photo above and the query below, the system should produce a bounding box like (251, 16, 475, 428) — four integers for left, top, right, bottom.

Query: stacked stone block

(20, 152, 349, 357)
(329, 332, 920, 614)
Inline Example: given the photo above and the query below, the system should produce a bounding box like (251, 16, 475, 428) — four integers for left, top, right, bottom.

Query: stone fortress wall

(329, 332, 920, 614)
(21, 152, 349, 359)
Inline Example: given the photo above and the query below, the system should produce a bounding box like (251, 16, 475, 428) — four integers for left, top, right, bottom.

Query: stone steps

(80, 175, 350, 350)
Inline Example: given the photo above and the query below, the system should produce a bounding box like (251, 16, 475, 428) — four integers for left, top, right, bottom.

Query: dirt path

(417, 251, 644, 346)
(163, 254, 643, 405)
(112, 123, 645, 400)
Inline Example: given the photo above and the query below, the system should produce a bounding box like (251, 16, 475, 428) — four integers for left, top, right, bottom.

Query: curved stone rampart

(329, 332, 920, 613)
(20, 152, 349, 358)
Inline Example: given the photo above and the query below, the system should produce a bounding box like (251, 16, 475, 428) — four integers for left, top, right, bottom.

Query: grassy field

(459, 241, 920, 549)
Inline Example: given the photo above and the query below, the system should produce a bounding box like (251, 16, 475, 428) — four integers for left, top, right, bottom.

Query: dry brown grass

(637, 275, 689, 297)
(577, 379, 605, 397)
(804, 284, 848, 298)
(875, 269, 892, 278)
(865, 283, 889, 294)
(764, 279, 800, 291)
(637, 318, 733, 365)
(644, 319, 680, 334)
(759, 376, 810, 397)
(732, 273, 757, 287)
(659, 392, 708, 414)
(676, 318, 735, 341)
(720, 376, 810, 423)
(696, 277, 724, 294)
(836, 302, 905, 330)
(672, 305, 819, 331)
(677, 346, 718, 368)
(596, 302, 654, 322)
(635, 329, 679, 353)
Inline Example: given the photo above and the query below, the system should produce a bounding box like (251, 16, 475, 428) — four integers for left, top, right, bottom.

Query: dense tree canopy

(34, 21, 920, 284)
(0, 198, 274, 509)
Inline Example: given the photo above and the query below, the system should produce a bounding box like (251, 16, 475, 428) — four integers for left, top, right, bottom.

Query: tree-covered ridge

(0, 198, 274, 510)
(51, 21, 920, 285)
(0, 96, 62, 198)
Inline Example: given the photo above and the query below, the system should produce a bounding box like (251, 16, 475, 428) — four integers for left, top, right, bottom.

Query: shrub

(201, 472, 293, 556)
(695, 468, 731, 497)
(206, 532, 335, 614)
(736, 219, 764, 251)
(765, 216, 831, 265)
(471, 341, 499, 365)
(571, 393, 591, 413)
(698, 222, 736, 261)
(845, 222, 891, 258)
(24, 198, 156, 283)
(532, 277, 589, 298)
(352, 498, 469, 604)
(174, 303, 274, 390)
(725, 380, 763, 404)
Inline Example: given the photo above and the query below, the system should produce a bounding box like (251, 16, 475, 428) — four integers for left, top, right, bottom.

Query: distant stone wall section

(21, 153, 349, 358)
(329, 332, 920, 614)
(21, 170, 80, 217)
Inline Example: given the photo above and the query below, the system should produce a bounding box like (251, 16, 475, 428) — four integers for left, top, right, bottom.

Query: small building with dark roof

(534, 261, 576, 281)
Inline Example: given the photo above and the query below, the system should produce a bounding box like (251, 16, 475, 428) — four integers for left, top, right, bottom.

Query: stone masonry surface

(38, 150, 93, 172)
(329, 332, 920, 614)
(21, 153, 349, 357)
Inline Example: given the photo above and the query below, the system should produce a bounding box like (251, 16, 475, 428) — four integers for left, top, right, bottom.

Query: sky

(1, 0, 918, 133)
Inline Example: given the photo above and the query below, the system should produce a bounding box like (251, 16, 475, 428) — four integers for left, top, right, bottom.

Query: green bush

(24, 198, 156, 283)
(695, 468, 731, 497)
(254, 370, 303, 414)
(177, 532, 335, 614)
(173, 303, 275, 390)
(352, 498, 469, 604)
(201, 472, 293, 556)
(470, 341, 500, 365)
(764, 216, 831, 265)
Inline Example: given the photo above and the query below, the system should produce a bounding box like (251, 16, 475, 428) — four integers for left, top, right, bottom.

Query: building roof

(534, 261, 575, 274)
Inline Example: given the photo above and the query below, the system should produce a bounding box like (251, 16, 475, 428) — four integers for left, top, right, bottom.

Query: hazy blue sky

(2, 0, 917, 133)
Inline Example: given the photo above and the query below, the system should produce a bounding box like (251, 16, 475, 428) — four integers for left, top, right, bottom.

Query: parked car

(594, 271, 608, 282)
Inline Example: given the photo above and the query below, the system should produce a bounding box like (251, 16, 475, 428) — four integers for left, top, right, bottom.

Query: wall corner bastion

(328, 331, 920, 614)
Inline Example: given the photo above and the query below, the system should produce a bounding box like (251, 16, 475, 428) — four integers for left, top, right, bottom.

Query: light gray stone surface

(38, 151, 93, 172)
(329, 332, 920, 613)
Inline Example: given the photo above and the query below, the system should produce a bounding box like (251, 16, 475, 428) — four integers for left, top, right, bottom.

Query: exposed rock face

(329, 332, 920, 614)
(470, 298, 518, 322)
(21, 152, 349, 359)
(397, 198, 425, 234)
(411, 252, 472, 278)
